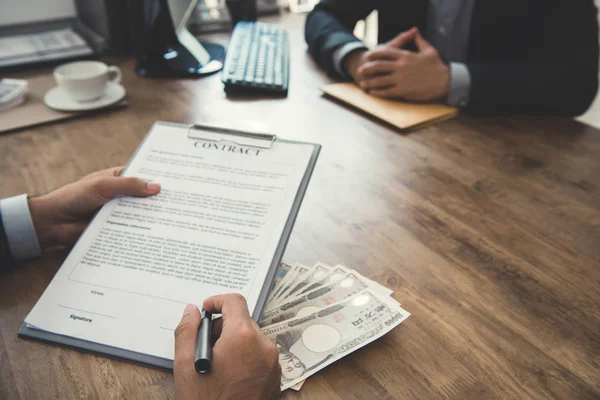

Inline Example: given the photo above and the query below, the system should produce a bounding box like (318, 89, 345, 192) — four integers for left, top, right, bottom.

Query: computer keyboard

(222, 22, 289, 95)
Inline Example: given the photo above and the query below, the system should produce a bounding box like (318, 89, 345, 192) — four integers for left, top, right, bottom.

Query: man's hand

(355, 29, 450, 101)
(343, 28, 419, 82)
(174, 294, 281, 400)
(343, 50, 369, 82)
(28, 166, 160, 249)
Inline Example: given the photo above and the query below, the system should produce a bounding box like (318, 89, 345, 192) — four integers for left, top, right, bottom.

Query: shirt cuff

(447, 62, 471, 108)
(333, 41, 368, 78)
(0, 194, 42, 261)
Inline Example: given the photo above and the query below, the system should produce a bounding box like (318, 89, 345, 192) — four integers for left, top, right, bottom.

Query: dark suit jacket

(305, 0, 599, 116)
(0, 209, 15, 270)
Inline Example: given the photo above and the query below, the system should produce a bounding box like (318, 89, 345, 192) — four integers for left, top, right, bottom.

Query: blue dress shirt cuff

(0, 194, 42, 261)
(333, 41, 368, 78)
(447, 62, 471, 108)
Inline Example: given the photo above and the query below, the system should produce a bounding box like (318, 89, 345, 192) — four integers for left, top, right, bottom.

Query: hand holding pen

(194, 308, 213, 374)
(173, 294, 282, 400)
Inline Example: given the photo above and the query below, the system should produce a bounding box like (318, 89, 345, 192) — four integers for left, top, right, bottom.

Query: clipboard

(19, 121, 321, 371)
(186, 122, 278, 149)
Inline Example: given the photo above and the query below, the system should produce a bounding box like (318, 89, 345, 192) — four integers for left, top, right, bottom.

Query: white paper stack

(0, 78, 28, 112)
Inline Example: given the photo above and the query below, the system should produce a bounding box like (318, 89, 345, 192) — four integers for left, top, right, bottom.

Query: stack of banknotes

(260, 262, 411, 392)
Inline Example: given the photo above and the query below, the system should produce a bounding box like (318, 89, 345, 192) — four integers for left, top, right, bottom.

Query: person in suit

(305, 0, 599, 115)
(0, 166, 160, 269)
(0, 167, 281, 400)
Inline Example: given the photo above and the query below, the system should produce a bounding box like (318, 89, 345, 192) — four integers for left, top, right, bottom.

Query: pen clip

(200, 308, 212, 320)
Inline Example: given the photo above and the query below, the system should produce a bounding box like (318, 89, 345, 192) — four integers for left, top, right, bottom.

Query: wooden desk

(1, 13, 599, 399)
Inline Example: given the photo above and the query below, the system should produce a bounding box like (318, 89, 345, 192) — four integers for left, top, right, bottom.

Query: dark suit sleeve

(0, 208, 16, 271)
(305, 0, 376, 77)
(466, 1, 599, 116)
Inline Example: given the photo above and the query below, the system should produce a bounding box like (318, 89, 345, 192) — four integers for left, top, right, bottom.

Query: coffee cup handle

(107, 66, 122, 84)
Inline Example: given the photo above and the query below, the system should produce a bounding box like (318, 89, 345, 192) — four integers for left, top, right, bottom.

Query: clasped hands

(344, 27, 450, 101)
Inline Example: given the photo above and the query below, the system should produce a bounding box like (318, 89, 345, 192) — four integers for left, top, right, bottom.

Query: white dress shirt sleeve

(0, 194, 42, 261)
(332, 41, 369, 77)
(447, 62, 471, 108)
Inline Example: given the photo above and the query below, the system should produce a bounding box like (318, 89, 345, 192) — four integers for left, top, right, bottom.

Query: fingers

(174, 304, 201, 367)
(360, 74, 397, 90)
(83, 166, 160, 202)
(368, 87, 400, 99)
(414, 30, 433, 52)
(83, 166, 125, 181)
(211, 316, 223, 344)
(385, 27, 418, 48)
(203, 293, 251, 322)
(94, 176, 161, 201)
(365, 47, 408, 62)
(356, 61, 396, 81)
(111, 166, 125, 177)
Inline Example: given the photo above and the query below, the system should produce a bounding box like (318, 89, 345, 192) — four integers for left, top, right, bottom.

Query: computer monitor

(169, 0, 198, 33)
(136, 0, 225, 78)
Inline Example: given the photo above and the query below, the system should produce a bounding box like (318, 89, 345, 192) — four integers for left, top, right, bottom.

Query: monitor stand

(136, 0, 225, 78)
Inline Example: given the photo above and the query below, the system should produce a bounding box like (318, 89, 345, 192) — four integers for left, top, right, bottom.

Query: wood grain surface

(1, 13, 599, 400)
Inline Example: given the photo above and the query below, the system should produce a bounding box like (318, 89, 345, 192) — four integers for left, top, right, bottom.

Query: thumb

(203, 294, 251, 321)
(174, 304, 201, 365)
(93, 176, 161, 200)
(414, 30, 433, 52)
(385, 27, 418, 48)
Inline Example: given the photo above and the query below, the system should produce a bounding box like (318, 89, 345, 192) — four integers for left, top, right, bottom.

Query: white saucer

(44, 83, 126, 112)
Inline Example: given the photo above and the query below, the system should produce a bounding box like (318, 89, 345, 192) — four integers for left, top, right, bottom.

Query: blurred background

(1, 0, 599, 126)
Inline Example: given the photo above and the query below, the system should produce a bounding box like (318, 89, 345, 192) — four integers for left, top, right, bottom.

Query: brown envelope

(0, 74, 127, 134)
(322, 82, 458, 131)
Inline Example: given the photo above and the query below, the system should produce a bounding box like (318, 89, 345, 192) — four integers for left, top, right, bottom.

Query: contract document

(20, 121, 320, 369)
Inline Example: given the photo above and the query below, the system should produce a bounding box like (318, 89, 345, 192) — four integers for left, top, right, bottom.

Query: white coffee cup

(53, 61, 121, 102)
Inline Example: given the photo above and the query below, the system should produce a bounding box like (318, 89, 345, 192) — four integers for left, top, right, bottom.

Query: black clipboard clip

(187, 123, 277, 149)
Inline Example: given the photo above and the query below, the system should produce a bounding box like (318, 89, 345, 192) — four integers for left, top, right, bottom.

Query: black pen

(194, 308, 213, 374)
